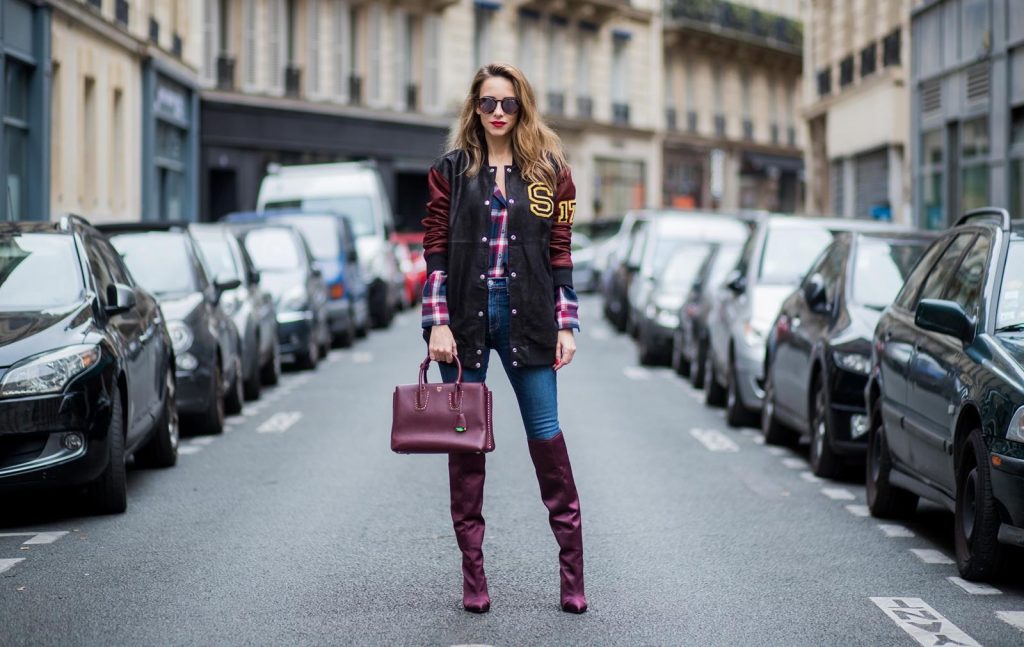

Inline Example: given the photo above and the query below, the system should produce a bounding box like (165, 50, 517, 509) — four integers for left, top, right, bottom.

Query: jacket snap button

(509, 199, 515, 205)
(512, 361, 519, 367)
(510, 272, 517, 278)
(477, 349, 482, 355)
(511, 309, 518, 315)
(481, 236, 488, 242)
(490, 168, 495, 173)
(506, 167, 512, 172)
(479, 274, 485, 280)
(478, 311, 484, 317)
(510, 234, 516, 241)
(484, 200, 490, 206)
(512, 347, 518, 353)
(475, 362, 481, 368)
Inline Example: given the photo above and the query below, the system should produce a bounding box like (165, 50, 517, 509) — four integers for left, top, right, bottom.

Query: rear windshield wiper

(996, 323, 1024, 333)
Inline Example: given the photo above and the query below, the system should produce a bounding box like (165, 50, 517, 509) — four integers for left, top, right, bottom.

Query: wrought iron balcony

(612, 102, 630, 125)
(664, 0, 802, 55)
(406, 83, 419, 111)
(742, 118, 753, 140)
(172, 33, 183, 58)
(666, 107, 677, 130)
(148, 17, 159, 44)
(349, 75, 363, 105)
(577, 96, 594, 120)
(687, 110, 698, 133)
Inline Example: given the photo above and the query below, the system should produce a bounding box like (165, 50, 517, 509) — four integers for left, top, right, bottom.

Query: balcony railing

(216, 55, 236, 90)
(285, 65, 302, 98)
(861, 42, 877, 78)
(839, 55, 854, 88)
(612, 102, 630, 125)
(172, 33, 183, 58)
(665, 0, 802, 52)
(771, 123, 779, 144)
(577, 96, 593, 119)
(148, 17, 159, 44)
(115, 0, 129, 25)
(547, 92, 565, 116)
(816, 68, 831, 97)
(742, 118, 753, 140)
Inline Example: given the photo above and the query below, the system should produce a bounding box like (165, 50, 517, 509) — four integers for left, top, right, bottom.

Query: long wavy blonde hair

(447, 63, 567, 191)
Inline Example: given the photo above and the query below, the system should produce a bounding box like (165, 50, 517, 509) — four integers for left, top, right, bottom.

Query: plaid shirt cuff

(421, 271, 449, 328)
(555, 285, 580, 331)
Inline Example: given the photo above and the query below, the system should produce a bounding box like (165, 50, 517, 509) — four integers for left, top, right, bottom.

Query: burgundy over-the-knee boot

(449, 452, 490, 613)
(527, 432, 588, 613)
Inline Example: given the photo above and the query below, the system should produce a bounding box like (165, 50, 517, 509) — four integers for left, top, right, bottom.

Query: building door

(208, 168, 238, 221)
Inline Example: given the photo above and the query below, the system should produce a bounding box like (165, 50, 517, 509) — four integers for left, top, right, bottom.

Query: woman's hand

(429, 325, 458, 363)
(554, 329, 576, 371)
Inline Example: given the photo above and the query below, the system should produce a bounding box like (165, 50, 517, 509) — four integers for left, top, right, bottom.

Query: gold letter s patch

(528, 183, 554, 218)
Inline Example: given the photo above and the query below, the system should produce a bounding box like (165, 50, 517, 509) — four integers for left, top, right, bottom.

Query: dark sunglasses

(477, 96, 520, 115)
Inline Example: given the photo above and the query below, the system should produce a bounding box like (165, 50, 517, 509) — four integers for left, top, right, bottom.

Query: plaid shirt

(422, 187, 580, 331)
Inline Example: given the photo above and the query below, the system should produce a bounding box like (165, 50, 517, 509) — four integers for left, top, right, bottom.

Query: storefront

(0, 0, 50, 221)
(142, 61, 199, 221)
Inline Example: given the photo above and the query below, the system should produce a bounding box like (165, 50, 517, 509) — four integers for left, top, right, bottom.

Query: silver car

(705, 216, 901, 427)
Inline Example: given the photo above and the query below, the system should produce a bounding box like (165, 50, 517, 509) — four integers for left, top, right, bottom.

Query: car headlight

(167, 321, 194, 354)
(1008, 406, 1024, 443)
(655, 310, 680, 328)
(0, 345, 101, 398)
(282, 285, 308, 312)
(833, 351, 871, 375)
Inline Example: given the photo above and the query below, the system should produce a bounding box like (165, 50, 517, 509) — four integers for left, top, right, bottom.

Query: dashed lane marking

(846, 504, 870, 517)
(689, 428, 740, 453)
(996, 611, 1024, 632)
(0, 558, 25, 575)
(623, 367, 651, 380)
(870, 597, 980, 647)
(0, 531, 69, 545)
(257, 411, 302, 434)
(352, 352, 374, 364)
(878, 524, 914, 538)
(189, 437, 215, 446)
(910, 548, 955, 565)
(782, 458, 805, 469)
(801, 472, 825, 484)
(178, 445, 202, 455)
(766, 447, 787, 456)
(821, 487, 856, 500)
(947, 577, 1002, 595)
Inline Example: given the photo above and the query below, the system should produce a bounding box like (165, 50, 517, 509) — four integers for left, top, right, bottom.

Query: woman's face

(476, 76, 518, 140)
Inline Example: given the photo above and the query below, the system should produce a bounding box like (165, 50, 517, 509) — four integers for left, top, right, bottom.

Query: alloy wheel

(961, 466, 978, 545)
(166, 368, 179, 450)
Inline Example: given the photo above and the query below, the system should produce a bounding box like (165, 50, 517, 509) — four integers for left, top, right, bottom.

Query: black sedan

(761, 231, 934, 478)
(866, 208, 1024, 580)
(0, 217, 177, 514)
(232, 223, 331, 370)
(99, 224, 244, 434)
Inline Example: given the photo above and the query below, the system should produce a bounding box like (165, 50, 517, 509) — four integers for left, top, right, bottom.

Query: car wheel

(954, 429, 1004, 581)
(243, 351, 262, 401)
(136, 366, 179, 469)
(866, 400, 917, 518)
(86, 391, 128, 514)
(319, 321, 332, 359)
(762, 371, 798, 446)
(261, 340, 281, 386)
(295, 334, 318, 371)
(705, 352, 727, 407)
(199, 358, 225, 435)
(637, 327, 659, 366)
(809, 377, 841, 479)
(725, 356, 755, 428)
(334, 313, 355, 349)
(670, 334, 690, 377)
(225, 354, 245, 415)
(690, 339, 707, 390)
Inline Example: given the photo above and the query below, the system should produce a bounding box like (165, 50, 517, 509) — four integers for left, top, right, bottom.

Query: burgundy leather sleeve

(550, 167, 576, 287)
(422, 166, 451, 276)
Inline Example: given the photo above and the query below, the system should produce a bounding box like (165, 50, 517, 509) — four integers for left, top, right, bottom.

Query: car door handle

(884, 330, 893, 341)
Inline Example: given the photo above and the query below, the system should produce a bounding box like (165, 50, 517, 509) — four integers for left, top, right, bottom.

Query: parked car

(0, 217, 177, 514)
(705, 216, 899, 427)
(672, 243, 742, 386)
(866, 208, 1024, 581)
(256, 161, 403, 328)
(760, 231, 934, 477)
(392, 240, 419, 309)
(228, 210, 370, 346)
(569, 232, 599, 294)
(99, 223, 245, 432)
(232, 222, 331, 370)
(190, 224, 281, 398)
(603, 211, 653, 331)
(392, 232, 427, 306)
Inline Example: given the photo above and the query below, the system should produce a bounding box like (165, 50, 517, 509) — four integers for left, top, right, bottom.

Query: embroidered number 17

(557, 200, 576, 224)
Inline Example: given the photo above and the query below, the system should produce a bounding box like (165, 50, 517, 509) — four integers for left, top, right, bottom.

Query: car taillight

(330, 283, 345, 299)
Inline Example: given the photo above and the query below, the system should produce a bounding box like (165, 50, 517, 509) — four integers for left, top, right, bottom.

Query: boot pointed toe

(561, 597, 588, 614)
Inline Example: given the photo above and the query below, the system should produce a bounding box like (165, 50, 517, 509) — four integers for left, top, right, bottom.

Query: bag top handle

(419, 354, 463, 386)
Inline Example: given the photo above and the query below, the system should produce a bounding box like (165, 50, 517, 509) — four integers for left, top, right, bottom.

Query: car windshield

(110, 232, 198, 295)
(660, 245, 711, 288)
(0, 233, 83, 311)
(265, 197, 376, 237)
(194, 235, 241, 282)
(758, 225, 835, 285)
(996, 241, 1024, 331)
(244, 228, 302, 271)
(277, 216, 339, 260)
(851, 238, 929, 310)
(706, 246, 741, 290)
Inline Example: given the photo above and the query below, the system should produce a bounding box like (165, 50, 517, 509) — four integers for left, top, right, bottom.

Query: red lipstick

(490, 120, 507, 128)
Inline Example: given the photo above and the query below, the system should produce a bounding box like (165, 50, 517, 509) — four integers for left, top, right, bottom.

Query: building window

(611, 33, 630, 124)
(817, 67, 831, 96)
(576, 24, 595, 118)
(111, 89, 124, 212)
(366, 4, 383, 104)
(883, 30, 900, 67)
(684, 58, 695, 119)
(4, 59, 31, 220)
(332, 0, 351, 101)
(394, 12, 417, 111)
(474, 5, 496, 70)
(242, 0, 257, 88)
(712, 63, 723, 116)
(740, 71, 751, 139)
(546, 17, 566, 115)
(961, 0, 991, 61)
(349, 5, 362, 103)
(308, 0, 321, 96)
(839, 55, 854, 87)
(517, 10, 539, 79)
(595, 158, 645, 216)
(922, 128, 944, 229)
(202, 0, 220, 83)
(423, 14, 442, 112)
(82, 76, 96, 208)
(960, 117, 990, 213)
(861, 42, 877, 78)
(267, 0, 287, 93)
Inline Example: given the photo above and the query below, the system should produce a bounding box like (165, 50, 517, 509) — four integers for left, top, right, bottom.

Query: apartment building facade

(803, 0, 911, 223)
(198, 0, 663, 225)
(910, 0, 1024, 229)
(663, 0, 805, 213)
(48, 0, 201, 222)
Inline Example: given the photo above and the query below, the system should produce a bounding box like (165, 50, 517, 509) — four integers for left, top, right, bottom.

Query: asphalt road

(3, 296, 1024, 647)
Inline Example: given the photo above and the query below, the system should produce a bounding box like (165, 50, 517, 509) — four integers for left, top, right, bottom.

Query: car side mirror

(915, 299, 975, 342)
(802, 274, 829, 313)
(105, 283, 136, 315)
(248, 269, 261, 285)
(215, 278, 242, 293)
(311, 266, 323, 279)
(726, 270, 747, 295)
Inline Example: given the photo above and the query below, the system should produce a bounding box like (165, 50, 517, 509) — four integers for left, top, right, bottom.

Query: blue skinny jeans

(439, 277, 561, 441)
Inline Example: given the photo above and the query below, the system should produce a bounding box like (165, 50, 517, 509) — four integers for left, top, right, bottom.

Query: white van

(257, 161, 402, 328)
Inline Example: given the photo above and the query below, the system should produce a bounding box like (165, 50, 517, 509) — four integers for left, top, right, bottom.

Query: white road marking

(870, 597, 980, 647)
(257, 411, 303, 434)
(750, 435, 765, 445)
(0, 558, 25, 575)
(738, 429, 758, 438)
(845, 504, 870, 517)
(947, 577, 1001, 595)
(801, 472, 825, 484)
(821, 487, 855, 500)
(996, 611, 1024, 632)
(766, 447, 787, 456)
(242, 408, 261, 417)
(225, 417, 241, 426)
(0, 531, 69, 545)
(782, 458, 805, 469)
(177, 445, 202, 455)
(623, 367, 651, 381)
(689, 428, 740, 453)
(877, 524, 914, 538)
(189, 438, 215, 446)
(910, 548, 955, 565)
(352, 352, 374, 364)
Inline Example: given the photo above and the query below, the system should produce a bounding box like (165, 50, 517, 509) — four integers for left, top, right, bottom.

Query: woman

(420, 63, 587, 614)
